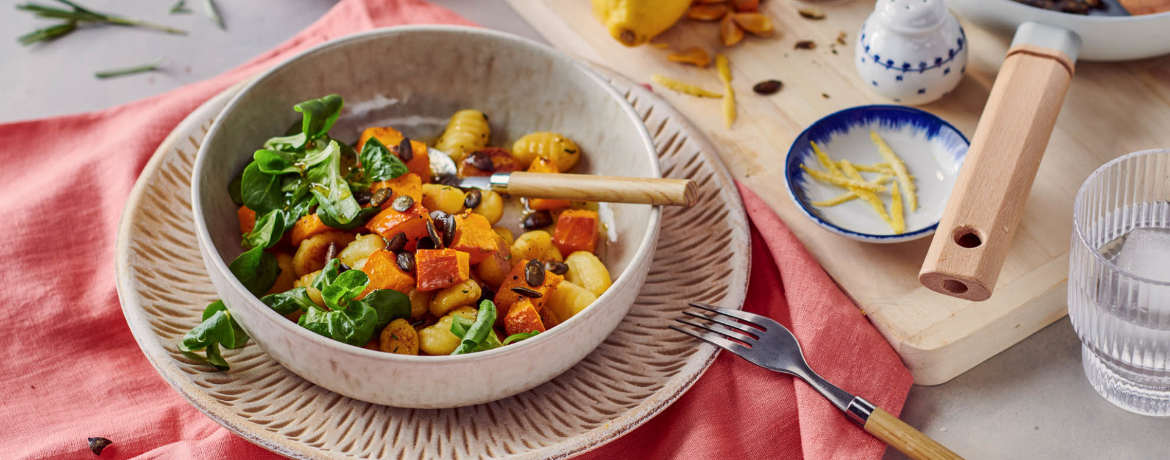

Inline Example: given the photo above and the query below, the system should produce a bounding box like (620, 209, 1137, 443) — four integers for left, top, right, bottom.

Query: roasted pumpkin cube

(552, 209, 599, 254)
(238, 206, 256, 234)
(526, 158, 570, 210)
(494, 259, 563, 325)
(457, 147, 519, 177)
(365, 202, 432, 251)
(360, 249, 416, 296)
(357, 126, 432, 184)
(291, 213, 348, 246)
(416, 248, 471, 291)
(370, 172, 423, 205)
(504, 298, 547, 337)
(474, 235, 515, 288)
(450, 212, 499, 265)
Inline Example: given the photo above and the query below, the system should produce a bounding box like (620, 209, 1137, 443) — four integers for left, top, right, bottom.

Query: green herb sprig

(203, 0, 224, 29)
(170, 0, 191, 14)
(16, 0, 187, 45)
(94, 57, 164, 79)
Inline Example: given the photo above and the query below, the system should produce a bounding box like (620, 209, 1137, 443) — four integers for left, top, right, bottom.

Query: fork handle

(862, 406, 964, 460)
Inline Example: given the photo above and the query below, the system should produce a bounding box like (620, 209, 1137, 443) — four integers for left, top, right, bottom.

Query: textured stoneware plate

(115, 68, 750, 460)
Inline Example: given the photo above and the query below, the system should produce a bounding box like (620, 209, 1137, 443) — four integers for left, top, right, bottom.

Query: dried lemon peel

(800, 164, 887, 192)
(668, 47, 712, 67)
(716, 54, 735, 128)
(843, 161, 893, 174)
(809, 174, 895, 207)
(811, 141, 844, 177)
(870, 131, 917, 211)
(651, 74, 723, 98)
(839, 160, 892, 225)
(890, 182, 906, 234)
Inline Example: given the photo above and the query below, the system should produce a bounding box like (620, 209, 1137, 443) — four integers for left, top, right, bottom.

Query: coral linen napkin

(0, 0, 912, 458)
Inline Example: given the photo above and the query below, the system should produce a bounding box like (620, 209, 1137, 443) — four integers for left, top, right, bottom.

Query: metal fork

(672, 303, 964, 460)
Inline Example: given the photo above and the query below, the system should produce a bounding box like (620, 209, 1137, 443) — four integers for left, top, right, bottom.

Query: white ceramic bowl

(191, 26, 662, 408)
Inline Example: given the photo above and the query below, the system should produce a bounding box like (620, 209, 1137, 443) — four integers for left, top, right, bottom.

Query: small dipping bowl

(785, 105, 968, 243)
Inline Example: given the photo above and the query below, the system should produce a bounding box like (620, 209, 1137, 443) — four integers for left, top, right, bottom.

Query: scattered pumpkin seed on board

(650, 74, 723, 98)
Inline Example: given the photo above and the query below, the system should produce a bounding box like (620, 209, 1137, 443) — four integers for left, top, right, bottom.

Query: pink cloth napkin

(0, 1, 912, 459)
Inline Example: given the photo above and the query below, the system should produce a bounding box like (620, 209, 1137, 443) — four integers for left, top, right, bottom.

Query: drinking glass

(1070, 149, 1170, 416)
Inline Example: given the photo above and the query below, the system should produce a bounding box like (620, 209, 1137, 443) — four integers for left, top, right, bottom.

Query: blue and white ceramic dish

(785, 105, 968, 243)
(855, 0, 968, 105)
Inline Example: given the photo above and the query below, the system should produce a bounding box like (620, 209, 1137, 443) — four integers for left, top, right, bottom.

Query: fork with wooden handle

(672, 303, 965, 460)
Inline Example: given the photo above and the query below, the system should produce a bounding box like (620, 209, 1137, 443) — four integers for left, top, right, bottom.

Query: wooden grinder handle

(919, 44, 1075, 301)
(504, 172, 698, 206)
(864, 407, 965, 460)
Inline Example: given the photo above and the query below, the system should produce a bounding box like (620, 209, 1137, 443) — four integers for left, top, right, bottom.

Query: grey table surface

(6, 0, 1168, 458)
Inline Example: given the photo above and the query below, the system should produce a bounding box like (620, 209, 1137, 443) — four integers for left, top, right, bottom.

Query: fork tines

(671, 302, 767, 352)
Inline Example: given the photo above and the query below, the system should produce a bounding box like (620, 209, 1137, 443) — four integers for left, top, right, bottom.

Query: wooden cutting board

(503, 0, 1170, 384)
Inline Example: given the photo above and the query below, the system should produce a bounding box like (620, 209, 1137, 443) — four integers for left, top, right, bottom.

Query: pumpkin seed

(544, 260, 569, 276)
(426, 220, 444, 249)
(436, 173, 461, 187)
(369, 188, 393, 207)
(416, 236, 436, 250)
(430, 211, 457, 246)
(391, 195, 414, 212)
(338, 262, 351, 273)
(464, 189, 482, 209)
(753, 80, 783, 95)
(396, 251, 415, 273)
(521, 210, 553, 230)
(324, 242, 338, 263)
(467, 150, 494, 171)
(795, 40, 816, 50)
(511, 286, 543, 298)
(88, 437, 113, 455)
(354, 189, 373, 205)
(524, 259, 546, 287)
(397, 137, 413, 162)
(386, 232, 407, 253)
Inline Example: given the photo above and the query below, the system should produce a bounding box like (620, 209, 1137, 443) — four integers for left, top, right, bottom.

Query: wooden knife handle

(919, 44, 1075, 301)
(503, 172, 697, 206)
(864, 407, 965, 460)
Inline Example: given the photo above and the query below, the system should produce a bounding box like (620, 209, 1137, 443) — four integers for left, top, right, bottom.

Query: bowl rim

(783, 104, 969, 244)
(191, 24, 663, 363)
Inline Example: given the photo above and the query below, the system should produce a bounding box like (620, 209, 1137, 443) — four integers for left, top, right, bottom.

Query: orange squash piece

(360, 249, 416, 296)
(552, 209, 599, 255)
(504, 298, 547, 337)
(370, 172, 423, 205)
(365, 202, 432, 251)
(494, 259, 563, 324)
(449, 213, 499, 265)
(456, 147, 519, 177)
(526, 158, 571, 211)
(357, 126, 432, 184)
(238, 206, 256, 234)
(291, 213, 345, 246)
(415, 248, 471, 291)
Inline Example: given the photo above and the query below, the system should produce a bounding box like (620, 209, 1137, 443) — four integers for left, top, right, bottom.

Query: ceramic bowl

(191, 26, 662, 408)
(785, 105, 968, 243)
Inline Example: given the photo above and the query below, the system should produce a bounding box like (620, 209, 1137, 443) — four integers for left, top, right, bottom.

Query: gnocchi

(472, 190, 504, 225)
(547, 281, 598, 321)
(564, 251, 612, 297)
(512, 131, 580, 171)
(379, 318, 419, 355)
(293, 231, 356, 277)
(511, 230, 564, 263)
(418, 307, 477, 355)
(429, 279, 482, 317)
(338, 233, 386, 268)
(421, 183, 466, 215)
(435, 109, 490, 164)
(407, 289, 433, 318)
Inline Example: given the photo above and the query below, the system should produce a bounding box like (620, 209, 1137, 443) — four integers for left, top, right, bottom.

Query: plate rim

(114, 68, 750, 459)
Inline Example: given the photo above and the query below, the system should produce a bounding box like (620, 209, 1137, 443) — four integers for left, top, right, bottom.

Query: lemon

(592, 0, 690, 47)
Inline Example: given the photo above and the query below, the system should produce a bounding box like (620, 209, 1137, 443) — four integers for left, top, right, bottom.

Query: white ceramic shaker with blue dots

(855, 0, 967, 105)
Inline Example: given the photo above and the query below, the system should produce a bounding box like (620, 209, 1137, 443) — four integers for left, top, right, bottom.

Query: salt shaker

(855, 0, 967, 105)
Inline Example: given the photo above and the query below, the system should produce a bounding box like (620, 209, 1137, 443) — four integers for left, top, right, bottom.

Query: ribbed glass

(1070, 149, 1170, 416)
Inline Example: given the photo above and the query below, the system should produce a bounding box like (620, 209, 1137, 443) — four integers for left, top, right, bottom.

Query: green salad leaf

(294, 94, 343, 140)
(178, 301, 249, 370)
(503, 331, 541, 345)
(240, 162, 284, 215)
(358, 136, 409, 184)
(252, 149, 299, 175)
(452, 300, 499, 355)
(321, 270, 369, 310)
(229, 246, 279, 297)
(260, 287, 316, 315)
(228, 167, 244, 206)
(242, 209, 286, 249)
(361, 289, 411, 329)
(263, 132, 307, 151)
